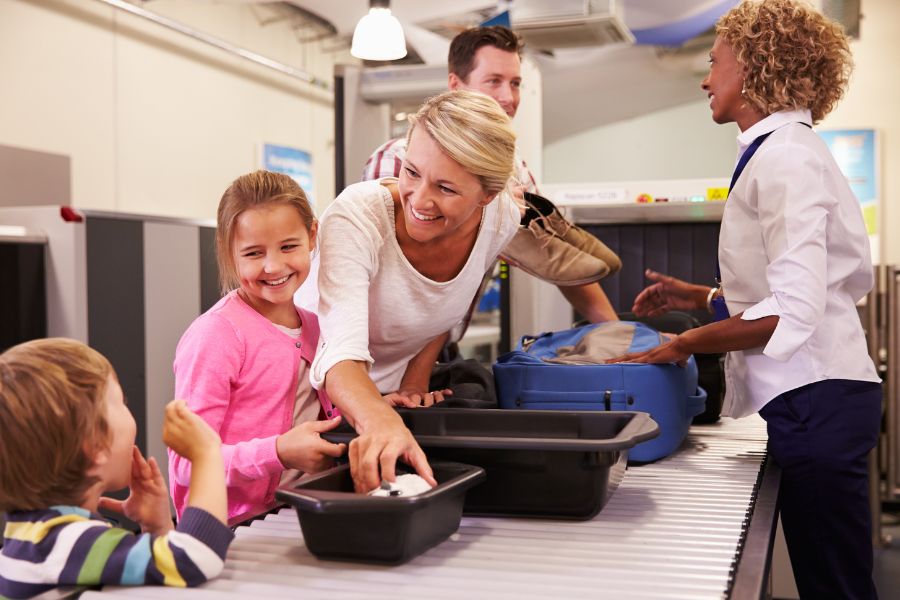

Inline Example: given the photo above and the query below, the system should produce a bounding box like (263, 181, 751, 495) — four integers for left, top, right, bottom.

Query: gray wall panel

(0, 144, 70, 207)
(86, 217, 146, 454)
(199, 226, 220, 312)
(585, 222, 721, 323)
(0, 241, 47, 350)
(144, 222, 200, 479)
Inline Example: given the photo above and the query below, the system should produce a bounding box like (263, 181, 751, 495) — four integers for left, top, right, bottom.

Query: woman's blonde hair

(717, 0, 852, 124)
(216, 170, 316, 294)
(0, 338, 113, 511)
(406, 90, 517, 196)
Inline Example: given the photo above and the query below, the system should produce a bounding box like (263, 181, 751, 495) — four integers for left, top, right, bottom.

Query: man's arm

(559, 282, 619, 322)
(523, 163, 618, 323)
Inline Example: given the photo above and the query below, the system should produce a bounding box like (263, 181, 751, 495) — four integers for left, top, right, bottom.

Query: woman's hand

(606, 334, 691, 367)
(382, 387, 453, 408)
(325, 361, 436, 494)
(632, 269, 710, 317)
(276, 416, 347, 474)
(348, 409, 435, 494)
(98, 446, 173, 536)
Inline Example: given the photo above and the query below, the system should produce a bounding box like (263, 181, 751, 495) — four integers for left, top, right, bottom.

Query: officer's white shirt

(719, 109, 880, 418)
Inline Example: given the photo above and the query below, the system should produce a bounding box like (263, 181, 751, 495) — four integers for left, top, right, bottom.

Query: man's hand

(510, 182, 527, 217)
(98, 446, 173, 536)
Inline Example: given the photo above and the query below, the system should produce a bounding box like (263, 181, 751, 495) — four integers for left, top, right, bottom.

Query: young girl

(170, 171, 346, 522)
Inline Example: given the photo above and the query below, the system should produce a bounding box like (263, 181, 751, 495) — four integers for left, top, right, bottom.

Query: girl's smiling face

(233, 203, 316, 322)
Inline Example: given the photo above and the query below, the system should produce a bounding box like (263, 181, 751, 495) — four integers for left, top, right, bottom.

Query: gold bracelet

(706, 286, 720, 313)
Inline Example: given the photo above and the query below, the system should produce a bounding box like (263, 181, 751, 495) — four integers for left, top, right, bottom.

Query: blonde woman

(296, 90, 520, 492)
(613, 1, 881, 597)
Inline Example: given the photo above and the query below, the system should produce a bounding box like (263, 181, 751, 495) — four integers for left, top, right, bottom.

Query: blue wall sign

(261, 143, 314, 204)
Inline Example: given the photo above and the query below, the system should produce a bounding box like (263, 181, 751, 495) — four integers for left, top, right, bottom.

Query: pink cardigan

(169, 290, 339, 521)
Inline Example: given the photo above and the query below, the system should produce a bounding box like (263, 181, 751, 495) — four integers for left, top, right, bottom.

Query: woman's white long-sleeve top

(720, 109, 880, 418)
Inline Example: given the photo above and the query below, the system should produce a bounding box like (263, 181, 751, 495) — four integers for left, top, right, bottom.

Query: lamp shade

(351, 7, 407, 61)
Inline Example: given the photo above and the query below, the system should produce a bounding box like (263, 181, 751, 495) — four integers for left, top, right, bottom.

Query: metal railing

(865, 264, 899, 547)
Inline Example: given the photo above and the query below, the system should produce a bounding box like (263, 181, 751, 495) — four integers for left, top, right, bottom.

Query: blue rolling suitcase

(493, 321, 706, 462)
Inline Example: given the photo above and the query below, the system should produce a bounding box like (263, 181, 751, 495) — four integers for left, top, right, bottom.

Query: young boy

(0, 338, 233, 598)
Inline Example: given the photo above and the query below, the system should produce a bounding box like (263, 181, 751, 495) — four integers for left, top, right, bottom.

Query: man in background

(362, 25, 620, 324)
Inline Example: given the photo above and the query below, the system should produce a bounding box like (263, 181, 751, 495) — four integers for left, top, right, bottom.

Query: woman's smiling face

(398, 127, 494, 244)
(701, 35, 764, 131)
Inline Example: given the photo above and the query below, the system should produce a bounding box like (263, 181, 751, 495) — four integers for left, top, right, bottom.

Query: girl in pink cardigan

(170, 171, 346, 522)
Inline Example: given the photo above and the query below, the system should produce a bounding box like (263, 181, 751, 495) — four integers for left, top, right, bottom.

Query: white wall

(514, 55, 543, 184)
(543, 0, 899, 263)
(543, 99, 737, 184)
(820, 0, 900, 264)
(0, 0, 352, 219)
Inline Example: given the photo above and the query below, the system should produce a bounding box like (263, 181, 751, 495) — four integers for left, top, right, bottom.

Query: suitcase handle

(686, 386, 707, 418)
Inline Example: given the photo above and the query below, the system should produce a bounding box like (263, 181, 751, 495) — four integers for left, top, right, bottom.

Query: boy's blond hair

(0, 338, 113, 511)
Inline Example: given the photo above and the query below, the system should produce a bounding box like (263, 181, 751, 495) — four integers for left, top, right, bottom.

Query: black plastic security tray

(275, 461, 484, 564)
(324, 408, 659, 520)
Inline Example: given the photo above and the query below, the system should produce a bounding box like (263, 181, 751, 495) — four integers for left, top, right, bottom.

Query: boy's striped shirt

(0, 506, 233, 599)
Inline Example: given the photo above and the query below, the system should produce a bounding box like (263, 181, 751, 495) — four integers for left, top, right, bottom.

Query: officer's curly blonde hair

(717, 0, 852, 124)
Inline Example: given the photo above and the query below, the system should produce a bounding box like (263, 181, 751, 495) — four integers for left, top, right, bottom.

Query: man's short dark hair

(448, 26, 524, 82)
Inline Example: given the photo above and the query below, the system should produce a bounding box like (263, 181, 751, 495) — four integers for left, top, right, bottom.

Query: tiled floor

(773, 508, 900, 599)
(873, 513, 900, 598)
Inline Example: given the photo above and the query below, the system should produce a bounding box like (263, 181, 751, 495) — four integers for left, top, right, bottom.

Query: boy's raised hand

(98, 446, 173, 536)
(276, 416, 347, 474)
(163, 399, 227, 525)
(163, 399, 221, 462)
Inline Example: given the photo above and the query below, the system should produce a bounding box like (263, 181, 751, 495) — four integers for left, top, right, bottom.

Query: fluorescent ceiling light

(351, 0, 407, 61)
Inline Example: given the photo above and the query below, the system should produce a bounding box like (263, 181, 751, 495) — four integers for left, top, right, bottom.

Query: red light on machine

(59, 206, 84, 222)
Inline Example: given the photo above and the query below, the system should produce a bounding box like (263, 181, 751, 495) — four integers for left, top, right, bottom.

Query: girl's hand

(632, 269, 708, 317)
(163, 400, 221, 464)
(98, 446, 173, 536)
(276, 416, 348, 474)
(382, 388, 452, 408)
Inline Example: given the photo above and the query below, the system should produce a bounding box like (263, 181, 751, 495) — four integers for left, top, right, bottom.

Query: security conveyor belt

(84, 415, 772, 600)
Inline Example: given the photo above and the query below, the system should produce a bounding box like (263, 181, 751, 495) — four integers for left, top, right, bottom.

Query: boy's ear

(86, 438, 109, 472)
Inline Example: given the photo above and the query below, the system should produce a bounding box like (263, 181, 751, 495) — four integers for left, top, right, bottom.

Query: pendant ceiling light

(351, 0, 407, 61)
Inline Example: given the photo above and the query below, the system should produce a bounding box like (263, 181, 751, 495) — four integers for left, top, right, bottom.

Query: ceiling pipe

(92, 0, 332, 92)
